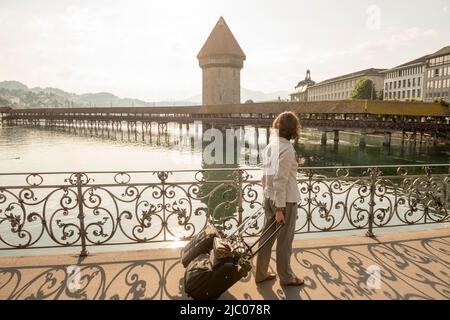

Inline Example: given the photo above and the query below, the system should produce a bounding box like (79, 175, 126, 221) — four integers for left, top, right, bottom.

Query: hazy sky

(1, 0, 449, 101)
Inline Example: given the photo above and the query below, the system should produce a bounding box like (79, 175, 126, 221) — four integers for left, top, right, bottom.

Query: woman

(255, 111, 304, 286)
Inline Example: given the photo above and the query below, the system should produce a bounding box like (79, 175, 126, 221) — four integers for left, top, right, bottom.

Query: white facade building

(424, 46, 450, 102)
(382, 56, 427, 101)
(307, 68, 385, 102)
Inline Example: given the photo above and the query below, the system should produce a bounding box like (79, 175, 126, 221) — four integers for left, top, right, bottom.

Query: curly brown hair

(272, 111, 301, 140)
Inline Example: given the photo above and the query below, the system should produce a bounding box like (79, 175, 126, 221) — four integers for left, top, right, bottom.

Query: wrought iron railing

(0, 164, 449, 256)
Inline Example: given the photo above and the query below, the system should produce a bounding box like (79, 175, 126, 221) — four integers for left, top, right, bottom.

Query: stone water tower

(197, 17, 246, 105)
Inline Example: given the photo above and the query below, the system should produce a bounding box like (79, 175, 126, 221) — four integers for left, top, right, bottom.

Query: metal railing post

(237, 169, 244, 226)
(76, 173, 89, 256)
(306, 169, 314, 232)
(1, 165, 450, 254)
(366, 167, 377, 238)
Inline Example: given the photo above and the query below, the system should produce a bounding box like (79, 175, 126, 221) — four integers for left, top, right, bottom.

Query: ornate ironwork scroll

(0, 165, 448, 255)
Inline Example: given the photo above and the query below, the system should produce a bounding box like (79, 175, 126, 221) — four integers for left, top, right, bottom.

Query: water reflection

(0, 122, 448, 254)
(1, 122, 448, 173)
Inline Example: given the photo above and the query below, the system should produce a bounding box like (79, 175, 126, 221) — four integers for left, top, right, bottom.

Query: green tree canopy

(350, 78, 377, 100)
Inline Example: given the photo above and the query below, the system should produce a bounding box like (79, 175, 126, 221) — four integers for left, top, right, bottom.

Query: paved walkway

(1, 228, 449, 300)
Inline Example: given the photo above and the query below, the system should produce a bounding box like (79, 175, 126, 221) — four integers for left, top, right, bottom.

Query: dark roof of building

(385, 55, 429, 71)
(381, 45, 450, 72)
(314, 68, 386, 86)
(428, 45, 450, 58)
(197, 17, 246, 60)
(294, 70, 315, 88)
(295, 78, 315, 88)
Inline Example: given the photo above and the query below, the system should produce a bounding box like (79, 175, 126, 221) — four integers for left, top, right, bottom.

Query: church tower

(197, 17, 246, 105)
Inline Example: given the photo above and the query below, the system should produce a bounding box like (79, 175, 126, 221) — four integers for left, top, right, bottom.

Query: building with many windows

(424, 46, 450, 102)
(381, 56, 427, 101)
(290, 70, 315, 102)
(307, 68, 386, 102)
(289, 45, 450, 104)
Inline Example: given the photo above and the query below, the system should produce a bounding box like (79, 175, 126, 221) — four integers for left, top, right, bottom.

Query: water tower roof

(197, 17, 246, 60)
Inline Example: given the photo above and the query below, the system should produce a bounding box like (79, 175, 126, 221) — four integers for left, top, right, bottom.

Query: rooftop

(428, 45, 450, 59)
(380, 44, 450, 73)
(0, 107, 12, 113)
(382, 55, 429, 72)
(291, 70, 316, 95)
(197, 17, 246, 60)
(6, 100, 450, 117)
(312, 68, 387, 86)
(294, 70, 315, 88)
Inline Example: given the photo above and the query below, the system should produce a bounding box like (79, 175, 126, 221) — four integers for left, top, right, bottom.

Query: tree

(434, 98, 450, 108)
(350, 78, 377, 100)
(0, 96, 10, 107)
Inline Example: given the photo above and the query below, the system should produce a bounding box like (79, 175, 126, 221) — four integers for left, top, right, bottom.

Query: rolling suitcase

(183, 219, 284, 300)
(180, 222, 222, 268)
(180, 209, 265, 268)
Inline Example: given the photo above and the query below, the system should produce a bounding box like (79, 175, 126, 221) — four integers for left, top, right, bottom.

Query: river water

(0, 123, 449, 256)
(0, 124, 449, 172)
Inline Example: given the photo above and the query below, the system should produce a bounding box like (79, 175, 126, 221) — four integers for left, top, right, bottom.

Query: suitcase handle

(229, 209, 265, 238)
(246, 220, 284, 259)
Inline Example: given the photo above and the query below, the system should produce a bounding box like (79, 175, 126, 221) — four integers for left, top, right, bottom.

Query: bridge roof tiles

(6, 101, 450, 117)
(198, 101, 367, 114)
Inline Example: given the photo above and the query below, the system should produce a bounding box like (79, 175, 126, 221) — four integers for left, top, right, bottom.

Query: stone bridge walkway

(1, 228, 449, 300)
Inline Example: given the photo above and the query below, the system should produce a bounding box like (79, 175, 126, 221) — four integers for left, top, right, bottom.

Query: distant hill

(186, 87, 289, 104)
(77, 92, 148, 107)
(0, 80, 289, 109)
(0, 81, 156, 109)
(242, 88, 289, 102)
(0, 81, 29, 91)
(31, 87, 75, 99)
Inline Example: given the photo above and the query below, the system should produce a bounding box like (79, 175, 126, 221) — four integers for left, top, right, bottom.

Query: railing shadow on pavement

(1, 232, 448, 300)
(0, 254, 188, 300)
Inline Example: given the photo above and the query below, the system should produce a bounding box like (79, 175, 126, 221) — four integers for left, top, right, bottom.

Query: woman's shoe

(255, 272, 277, 284)
(283, 277, 305, 286)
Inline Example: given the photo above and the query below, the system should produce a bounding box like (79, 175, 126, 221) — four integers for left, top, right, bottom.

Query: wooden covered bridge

(1, 100, 449, 146)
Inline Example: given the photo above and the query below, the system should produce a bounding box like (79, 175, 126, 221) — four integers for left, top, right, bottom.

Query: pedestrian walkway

(1, 228, 448, 300)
